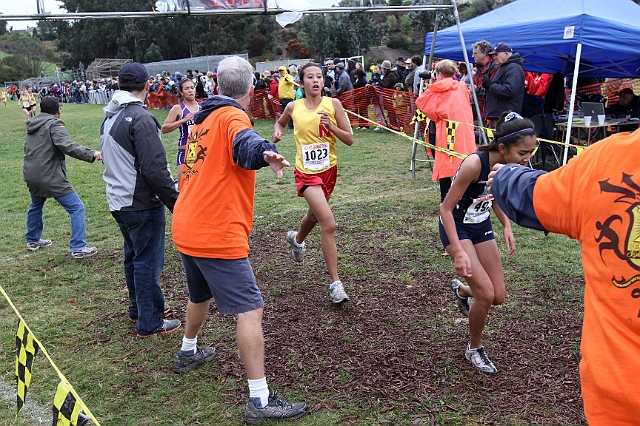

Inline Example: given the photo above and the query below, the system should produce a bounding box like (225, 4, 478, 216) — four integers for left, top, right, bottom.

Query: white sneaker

(465, 344, 498, 374)
(373, 126, 383, 131)
(70, 246, 98, 259)
(329, 281, 350, 304)
(285, 231, 305, 262)
(26, 239, 52, 251)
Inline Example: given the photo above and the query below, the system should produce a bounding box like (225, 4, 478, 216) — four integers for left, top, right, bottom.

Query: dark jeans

(111, 206, 167, 335)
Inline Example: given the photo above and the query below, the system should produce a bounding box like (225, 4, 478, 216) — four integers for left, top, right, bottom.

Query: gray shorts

(179, 253, 264, 315)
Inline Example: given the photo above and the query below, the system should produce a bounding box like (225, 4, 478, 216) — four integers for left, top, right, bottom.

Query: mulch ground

(160, 207, 586, 425)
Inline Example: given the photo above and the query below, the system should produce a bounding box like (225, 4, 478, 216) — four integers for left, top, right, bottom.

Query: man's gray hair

(473, 40, 493, 55)
(217, 56, 253, 99)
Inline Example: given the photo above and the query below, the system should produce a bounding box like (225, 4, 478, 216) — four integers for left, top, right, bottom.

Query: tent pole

(451, 0, 486, 144)
(563, 43, 582, 165)
(410, 56, 427, 178)
(412, 1, 443, 178)
(426, 2, 442, 72)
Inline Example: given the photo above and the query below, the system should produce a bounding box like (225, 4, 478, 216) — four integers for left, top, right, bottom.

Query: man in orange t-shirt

(490, 129, 640, 426)
(171, 56, 308, 424)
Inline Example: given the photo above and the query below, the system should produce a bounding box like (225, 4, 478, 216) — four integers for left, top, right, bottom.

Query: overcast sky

(1, 0, 64, 30)
(1, 0, 336, 30)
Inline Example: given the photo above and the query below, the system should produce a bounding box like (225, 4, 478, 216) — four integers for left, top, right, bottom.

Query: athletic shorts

(22, 105, 31, 112)
(439, 216, 495, 248)
(294, 165, 337, 197)
(179, 253, 264, 315)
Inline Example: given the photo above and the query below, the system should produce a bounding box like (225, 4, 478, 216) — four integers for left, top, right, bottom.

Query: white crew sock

(180, 336, 197, 355)
(248, 378, 269, 408)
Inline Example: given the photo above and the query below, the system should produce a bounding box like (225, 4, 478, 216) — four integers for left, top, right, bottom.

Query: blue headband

(497, 128, 535, 141)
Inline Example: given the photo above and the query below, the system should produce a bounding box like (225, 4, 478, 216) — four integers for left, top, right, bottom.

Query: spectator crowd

(6, 46, 638, 138)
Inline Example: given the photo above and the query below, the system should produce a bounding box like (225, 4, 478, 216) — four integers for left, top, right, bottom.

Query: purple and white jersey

(176, 102, 201, 165)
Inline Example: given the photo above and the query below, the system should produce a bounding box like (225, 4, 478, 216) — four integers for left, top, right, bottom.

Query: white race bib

(302, 142, 330, 171)
(463, 192, 493, 224)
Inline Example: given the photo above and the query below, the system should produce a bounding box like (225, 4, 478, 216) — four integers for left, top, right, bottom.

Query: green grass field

(0, 101, 585, 425)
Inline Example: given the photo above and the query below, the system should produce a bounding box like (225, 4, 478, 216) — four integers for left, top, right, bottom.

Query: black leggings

(439, 177, 452, 202)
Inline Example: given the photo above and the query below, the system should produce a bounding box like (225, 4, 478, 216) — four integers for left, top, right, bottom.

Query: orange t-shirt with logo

(172, 106, 256, 259)
(532, 130, 640, 425)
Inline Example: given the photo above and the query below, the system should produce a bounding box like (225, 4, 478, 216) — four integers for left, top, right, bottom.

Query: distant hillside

(367, 45, 416, 65)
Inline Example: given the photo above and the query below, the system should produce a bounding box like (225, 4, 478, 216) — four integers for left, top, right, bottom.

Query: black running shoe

(245, 390, 308, 424)
(173, 347, 217, 373)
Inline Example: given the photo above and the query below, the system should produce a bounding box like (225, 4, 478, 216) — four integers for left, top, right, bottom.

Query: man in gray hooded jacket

(23, 96, 101, 258)
(100, 62, 181, 338)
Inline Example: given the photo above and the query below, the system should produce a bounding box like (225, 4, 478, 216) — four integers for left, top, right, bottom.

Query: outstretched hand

(263, 151, 289, 179)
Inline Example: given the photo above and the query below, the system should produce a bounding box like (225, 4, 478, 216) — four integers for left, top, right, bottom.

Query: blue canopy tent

(424, 0, 640, 79)
(423, 0, 640, 163)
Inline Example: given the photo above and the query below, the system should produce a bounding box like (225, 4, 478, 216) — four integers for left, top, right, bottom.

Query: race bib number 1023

(302, 142, 330, 171)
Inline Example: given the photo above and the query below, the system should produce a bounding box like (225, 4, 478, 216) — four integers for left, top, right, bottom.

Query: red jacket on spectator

(267, 79, 278, 98)
(525, 72, 553, 97)
(472, 59, 498, 121)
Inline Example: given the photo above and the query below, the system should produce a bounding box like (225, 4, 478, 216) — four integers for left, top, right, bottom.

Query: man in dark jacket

(483, 42, 525, 123)
(100, 62, 181, 338)
(404, 57, 416, 92)
(347, 59, 357, 85)
(379, 60, 398, 89)
(23, 97, 101, 258)
(333, 62, 355, 116)
(379, 60, 400, 128)
(334, 62, 354, 95)
(253, 71, 267, 90)
(606, 88, 640, 132)
(395, 57, 407, 86)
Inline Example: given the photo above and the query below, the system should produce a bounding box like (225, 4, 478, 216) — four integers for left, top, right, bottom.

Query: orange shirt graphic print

(596, 175, 640, 287)
(182, 128, 209, 183)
